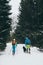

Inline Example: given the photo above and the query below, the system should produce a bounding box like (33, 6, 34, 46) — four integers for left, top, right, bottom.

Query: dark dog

(23, 46, 27, 52)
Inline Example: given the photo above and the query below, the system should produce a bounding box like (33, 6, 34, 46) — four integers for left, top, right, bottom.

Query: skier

(12, 39, 16, 55)
(25, 37, 31, 53)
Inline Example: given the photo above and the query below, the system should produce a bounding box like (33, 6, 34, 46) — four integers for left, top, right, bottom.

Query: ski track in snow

(0, 42, 43, 65)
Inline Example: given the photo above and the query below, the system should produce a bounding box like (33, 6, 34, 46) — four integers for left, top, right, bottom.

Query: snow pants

(12, 45, 15, 54)
(26, 45, 30, 53)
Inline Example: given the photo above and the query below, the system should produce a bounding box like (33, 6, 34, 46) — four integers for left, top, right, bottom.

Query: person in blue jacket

(25, 37, 31, 53)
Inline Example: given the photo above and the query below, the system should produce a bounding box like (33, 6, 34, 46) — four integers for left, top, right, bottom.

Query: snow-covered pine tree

(0, 0, 12, 50)
(15, 0, 43, 48)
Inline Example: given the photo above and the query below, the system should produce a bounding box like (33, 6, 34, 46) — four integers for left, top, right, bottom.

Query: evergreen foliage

(0, 0, 12, 50)
(15, 0, 43, 48)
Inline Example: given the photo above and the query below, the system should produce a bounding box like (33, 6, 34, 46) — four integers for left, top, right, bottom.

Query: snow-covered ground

(0, 42, 43, 65)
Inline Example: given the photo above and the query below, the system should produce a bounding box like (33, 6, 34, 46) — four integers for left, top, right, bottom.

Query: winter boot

(29, 48, 31, 54)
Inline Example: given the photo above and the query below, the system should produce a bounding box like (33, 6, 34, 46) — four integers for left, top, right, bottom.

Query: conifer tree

(0, 0, 12, 50)
(15, 0, 43, 48)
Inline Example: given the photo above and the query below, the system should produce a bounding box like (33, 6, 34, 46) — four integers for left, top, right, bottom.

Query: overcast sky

(9, 0, 21, 32)
(9, 0, 21, 15)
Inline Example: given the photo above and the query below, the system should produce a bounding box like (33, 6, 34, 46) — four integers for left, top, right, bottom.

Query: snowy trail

(0, 43, 43, 65)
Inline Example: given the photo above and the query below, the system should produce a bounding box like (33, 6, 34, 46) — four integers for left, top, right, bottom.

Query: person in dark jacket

(25, 37, 31, 53)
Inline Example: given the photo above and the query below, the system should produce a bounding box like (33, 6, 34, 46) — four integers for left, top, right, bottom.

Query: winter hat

(13, 39, 15, 40)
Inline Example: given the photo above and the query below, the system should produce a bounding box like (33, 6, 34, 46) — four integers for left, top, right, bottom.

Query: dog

(23, 46, 27, 52)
